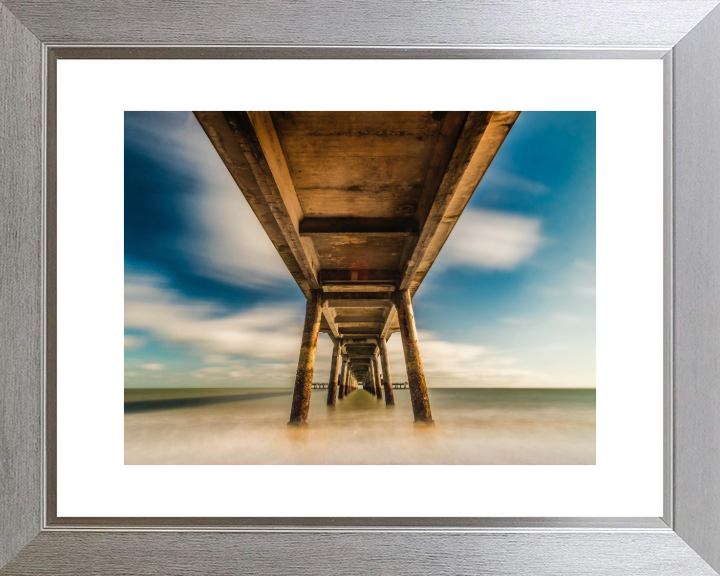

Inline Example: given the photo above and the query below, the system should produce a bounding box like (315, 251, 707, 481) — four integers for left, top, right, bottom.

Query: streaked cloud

(140, 363, 165, 371)
(124, 335, 145, 350)
(386, 331, 553, 388)
(483, 168, 550, 195)
(441, 208, 543, 271)
(125, 112, 291, 288)
(124, 275, 304, 360)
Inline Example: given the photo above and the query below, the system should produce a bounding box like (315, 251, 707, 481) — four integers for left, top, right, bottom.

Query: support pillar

(393, 289, 433, 424)
(346, 359, 351, 393)
(288, 290, 323, 425)
(338, 357, 347, 399)
(326, 338, 342, 405)
(379, 337, 395, 405)
(368, 366, 376, 396)
(372, 354, 383, 400)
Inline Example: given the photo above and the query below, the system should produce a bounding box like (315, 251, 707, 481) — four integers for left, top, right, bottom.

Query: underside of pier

(195, 111, 519, 424)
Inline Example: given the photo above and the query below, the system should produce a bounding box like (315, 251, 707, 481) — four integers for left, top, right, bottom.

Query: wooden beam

(399, 111, 521, 293)
(299, 217, 419, 235)
(223, 111, 321, 290)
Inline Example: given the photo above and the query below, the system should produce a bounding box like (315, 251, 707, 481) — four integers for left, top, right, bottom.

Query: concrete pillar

(338, 357, 347, 399)
(368, 366, 376, 396)
(393, 289, 433, 424)
(288, 290, 323, 425)
(372, 355, 383, 400)
(379, 337, 395, 405)
(326, 338, 342, 405)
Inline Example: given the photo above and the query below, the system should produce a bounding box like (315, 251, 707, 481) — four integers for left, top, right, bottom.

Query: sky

(124, 111, 596, 389)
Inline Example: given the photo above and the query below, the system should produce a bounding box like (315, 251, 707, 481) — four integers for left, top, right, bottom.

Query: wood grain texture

(0, 3, 43, 569)
(672, 3, 720, 573)
(1, 0, 718, 47)
(3, 531, 718, 576)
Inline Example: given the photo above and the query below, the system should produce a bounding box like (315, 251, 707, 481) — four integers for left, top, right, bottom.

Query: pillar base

(287, 420, 309, 427)
(413, 418, 435, 426)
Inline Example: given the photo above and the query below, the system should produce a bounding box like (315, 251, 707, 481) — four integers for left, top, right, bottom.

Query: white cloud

(574, 286, 596, 297)
(186, 124, 292, 288)
(500, 317, 530, 326)
(483, 168, 550, 196)
(140, 363, 165, 371)
(385, 330, 552, 388)
(124, 335, 145, 349)
(440, 208, 543, 270)
(124, 275, 305, 361)
(191, 361, 295, 383)
(127, 112, 291, 288)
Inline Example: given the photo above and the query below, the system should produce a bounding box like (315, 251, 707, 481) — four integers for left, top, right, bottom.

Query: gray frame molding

(2, 1, 720, 574)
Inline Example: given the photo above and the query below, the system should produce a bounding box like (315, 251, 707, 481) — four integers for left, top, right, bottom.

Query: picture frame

(1, 1, 719, 573)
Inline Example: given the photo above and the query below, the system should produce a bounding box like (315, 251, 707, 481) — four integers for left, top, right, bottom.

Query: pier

(195, 111, 518, 425)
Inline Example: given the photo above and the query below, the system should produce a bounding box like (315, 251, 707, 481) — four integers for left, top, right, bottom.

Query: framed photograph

(2, 1, 720, 574)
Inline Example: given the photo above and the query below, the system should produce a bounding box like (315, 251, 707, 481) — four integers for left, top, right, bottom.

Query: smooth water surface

(124, 388, 595, 465)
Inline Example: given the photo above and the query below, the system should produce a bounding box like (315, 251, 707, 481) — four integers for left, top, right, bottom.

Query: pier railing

(313, 382, 408, 389)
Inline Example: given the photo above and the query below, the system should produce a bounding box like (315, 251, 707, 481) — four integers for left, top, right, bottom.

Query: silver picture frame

(2, 1, 720, 573)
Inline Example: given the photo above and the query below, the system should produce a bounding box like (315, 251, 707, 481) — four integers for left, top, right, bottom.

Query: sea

(124, 387, 595, 465)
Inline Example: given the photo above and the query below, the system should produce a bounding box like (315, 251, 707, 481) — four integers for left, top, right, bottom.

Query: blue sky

(124, 111, 595, 388)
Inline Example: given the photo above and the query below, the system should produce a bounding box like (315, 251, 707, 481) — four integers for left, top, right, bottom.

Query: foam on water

(124, 388, 595, 465)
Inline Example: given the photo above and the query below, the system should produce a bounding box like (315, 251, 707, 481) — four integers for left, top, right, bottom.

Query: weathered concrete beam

(338, 324, 385, 334)
(335, 315, 386, 324)
(338, 333, 383, 339)
(345, 345, 377, 355)
(288, 291, 324, 425)
(321, 300, 340, 339)
(322, 285, 396, 293)
(320, 269, 399, 285)
(299, 217, 419, 235)
(222, 111, 322, 291)
(399, 111, 521, 294)
(380, 305, 397, 339)
(324, 293, 393, 305)
(393, 289, 433, 424)
(194, 111, 314, 297)
(344, 337, 380, 345)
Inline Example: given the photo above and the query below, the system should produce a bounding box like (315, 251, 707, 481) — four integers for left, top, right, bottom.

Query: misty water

(124, 387, 595, 465)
